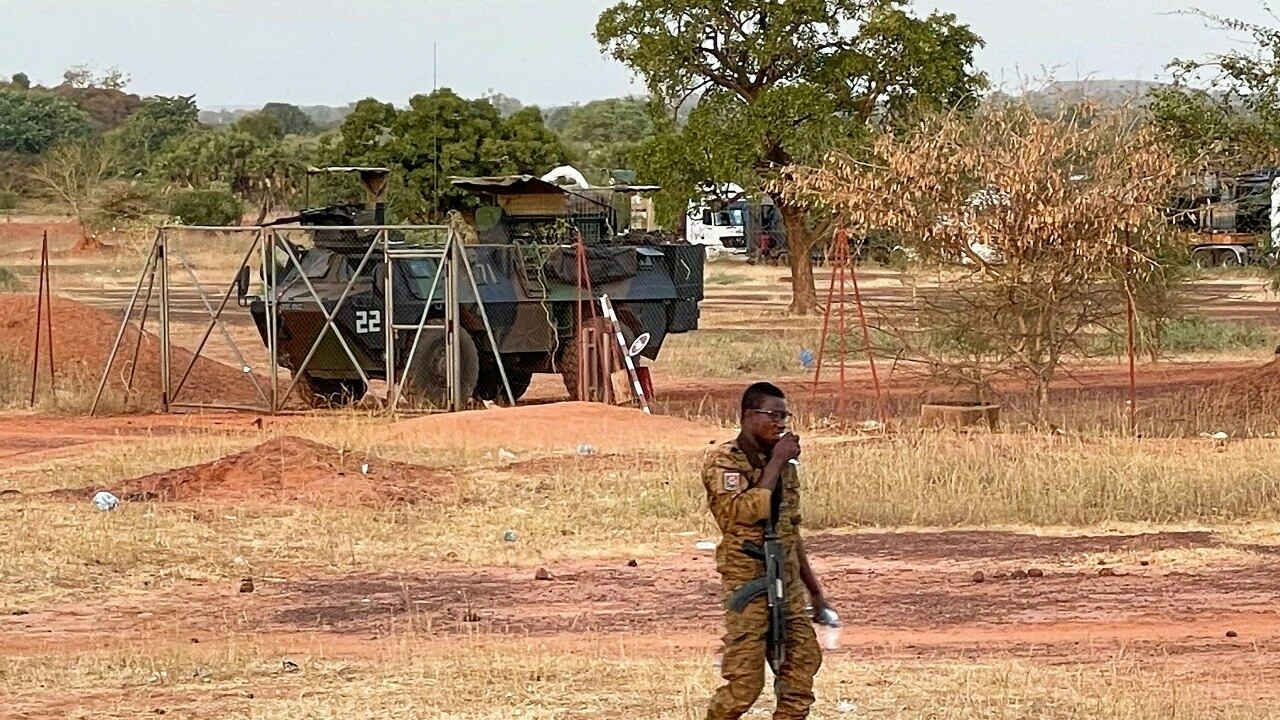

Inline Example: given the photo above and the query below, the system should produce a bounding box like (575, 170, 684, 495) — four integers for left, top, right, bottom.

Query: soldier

(702, 381, 830, 720)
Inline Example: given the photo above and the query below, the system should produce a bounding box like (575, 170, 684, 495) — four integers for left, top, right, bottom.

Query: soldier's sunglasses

(749, 409, 793, 422)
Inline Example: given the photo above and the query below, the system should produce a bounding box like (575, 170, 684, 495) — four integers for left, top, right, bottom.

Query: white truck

(1175, 170, 1280, 268)
(685, 183, 748, 255)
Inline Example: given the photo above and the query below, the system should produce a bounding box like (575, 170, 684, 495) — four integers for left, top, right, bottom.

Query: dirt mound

(1153, 358, 1280, 435)
(391, 401, 726, 453)
(0, 293, 261, 409)
(97, 436, 448, 505)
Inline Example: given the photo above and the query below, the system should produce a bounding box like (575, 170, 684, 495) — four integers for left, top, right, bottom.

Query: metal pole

(849, 243, 885, 427)
(168, 238, 267, 406)
(1124, 232, 1138, 437)
(123, 263, 157, 403)
(158, 230, 171, 412)
(264, 228, 279, 411)
(29, 232, 48, 407)
(41, 233, 54, 394)
(836, 240, 848, 421)
(810, 233, 841, 402)
(445, 234, 461, 410)
(382, 229, 396, 412)
(91, 230, 160, 416)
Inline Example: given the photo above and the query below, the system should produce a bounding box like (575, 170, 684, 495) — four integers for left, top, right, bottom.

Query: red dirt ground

(86, 436, 450, 505)
(2, 362, 1278, 711)
(0, 293, 263, 408)
(636, 358, 1262, 431)
(391, 401, 727, 452)
(4, 527, 1278, 691)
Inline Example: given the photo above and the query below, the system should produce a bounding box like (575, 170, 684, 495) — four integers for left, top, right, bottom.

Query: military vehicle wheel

(296, 375, 367, 408)
(560, 316, 630, 401)
(474, 360, 534, 404)
(403, 330, 479, 408)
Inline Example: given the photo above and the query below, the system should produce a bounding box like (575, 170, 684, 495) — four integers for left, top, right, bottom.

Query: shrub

(167, 188, 242, 226)
(91, 181, 158, 229)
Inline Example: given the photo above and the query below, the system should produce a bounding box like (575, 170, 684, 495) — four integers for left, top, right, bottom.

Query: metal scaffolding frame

(91, 224, 511, 415)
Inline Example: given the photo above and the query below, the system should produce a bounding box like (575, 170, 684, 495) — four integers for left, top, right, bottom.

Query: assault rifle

(727, 488, 786, 671)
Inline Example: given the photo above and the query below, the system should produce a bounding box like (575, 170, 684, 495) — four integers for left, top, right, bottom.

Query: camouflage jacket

(702, 438, 802, 585)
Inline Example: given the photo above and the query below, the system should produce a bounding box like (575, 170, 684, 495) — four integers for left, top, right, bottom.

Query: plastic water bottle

(814, 606, 841, 650)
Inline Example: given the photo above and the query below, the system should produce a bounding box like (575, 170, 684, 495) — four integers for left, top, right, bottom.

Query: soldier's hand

(811, 596, 833, 623)
(773, 432, 801, 463)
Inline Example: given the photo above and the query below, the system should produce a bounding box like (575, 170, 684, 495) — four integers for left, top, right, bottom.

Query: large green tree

(597, 0, 986, 313)
(558, 96, 654, 173)
(154, 127, 303, 223)
(233, 112, 284, 141)
(261, 102, 317, 136)
(0, 88, 92, 154)
(105, 95, 200, 175)
(330, 89, 570, 221)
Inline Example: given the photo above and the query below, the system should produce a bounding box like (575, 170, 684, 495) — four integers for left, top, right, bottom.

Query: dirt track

(4, 524, 1277, 676)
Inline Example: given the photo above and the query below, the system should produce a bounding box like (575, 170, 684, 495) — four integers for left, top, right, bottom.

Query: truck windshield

(714, 209, 745, 227)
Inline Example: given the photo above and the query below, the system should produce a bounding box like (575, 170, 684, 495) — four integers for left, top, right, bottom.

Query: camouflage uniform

(702, 439, 822, 720)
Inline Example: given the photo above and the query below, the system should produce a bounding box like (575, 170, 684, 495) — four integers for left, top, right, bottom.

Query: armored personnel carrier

(245, 168, 704, 407)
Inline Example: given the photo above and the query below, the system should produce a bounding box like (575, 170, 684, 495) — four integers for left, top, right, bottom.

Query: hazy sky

(0, 1, 1276, 109)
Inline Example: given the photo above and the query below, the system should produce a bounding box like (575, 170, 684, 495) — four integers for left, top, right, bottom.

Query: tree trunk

(778, 199, 817, 315)
(1033, 374, 1050, 426)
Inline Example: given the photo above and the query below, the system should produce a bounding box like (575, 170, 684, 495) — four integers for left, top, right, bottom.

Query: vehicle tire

(474, 357, 534, 404)
(403, 329, 479, 408)
(559, 316, 619, 401)
(1220, 251, 1243, 268)
(296, 374, 367, 408)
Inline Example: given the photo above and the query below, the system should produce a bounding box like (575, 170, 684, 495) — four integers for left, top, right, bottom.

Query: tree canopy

(105, 95, 200, 175)
(557, 97, 654, 173)
(1149, 10, 1280, 169)
(0, 88, 93, 154)
(153, 126, 303, 223)
(596, 0, 986, 313)
(328, 88, 571, 221)
(784, 104, 1190, 420)
(261, 102, 317, 136)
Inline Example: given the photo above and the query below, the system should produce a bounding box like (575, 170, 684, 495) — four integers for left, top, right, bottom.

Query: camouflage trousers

(705, 587, 822, 720)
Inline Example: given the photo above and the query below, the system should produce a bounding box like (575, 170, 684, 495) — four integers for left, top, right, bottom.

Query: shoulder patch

(722, 471, 744, 492)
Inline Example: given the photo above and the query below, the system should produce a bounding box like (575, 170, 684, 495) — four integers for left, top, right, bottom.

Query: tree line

(0, 67, 656, 238)
(2, 2, 1279, 322)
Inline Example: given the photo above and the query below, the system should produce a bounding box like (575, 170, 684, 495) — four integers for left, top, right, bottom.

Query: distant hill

(197, 91, 698, 131)
(990, 79, 1173, 110)
(195, 80, 1166, 134)
(200, 103, 357, 128)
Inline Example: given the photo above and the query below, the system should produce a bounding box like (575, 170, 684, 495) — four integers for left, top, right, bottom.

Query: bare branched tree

(28, 139, 115, 247)
(783, 103, 1193, 423)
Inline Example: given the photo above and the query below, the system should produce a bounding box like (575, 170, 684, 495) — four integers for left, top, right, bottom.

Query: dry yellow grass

(2, 638, 1276, 719)
(5, 427, 1280, 612)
